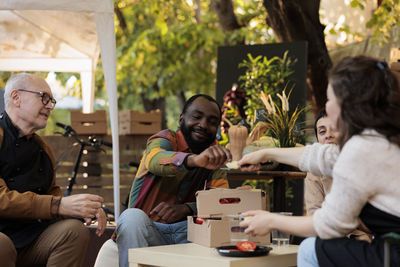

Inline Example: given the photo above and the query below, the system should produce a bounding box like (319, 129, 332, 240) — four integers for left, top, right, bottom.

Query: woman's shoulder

(345, 129, 388, 148)
(341, 129, 397, 163)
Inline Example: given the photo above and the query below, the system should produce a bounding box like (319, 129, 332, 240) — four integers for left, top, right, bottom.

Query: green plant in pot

(238, 51, 297, 128)
(260, 88, 307, 148)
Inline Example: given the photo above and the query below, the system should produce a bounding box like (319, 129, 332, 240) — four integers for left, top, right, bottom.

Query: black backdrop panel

(216, 42, 308, 223)
(216, 41, 308, 110)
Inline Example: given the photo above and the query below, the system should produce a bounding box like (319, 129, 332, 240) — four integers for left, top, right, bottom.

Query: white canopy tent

(0, 0, 121, 219)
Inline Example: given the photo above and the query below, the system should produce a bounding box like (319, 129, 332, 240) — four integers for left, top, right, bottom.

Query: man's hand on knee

(84, 208, 107, 237)
(149, 202, 191, 223)
(59, 194, 104, 219)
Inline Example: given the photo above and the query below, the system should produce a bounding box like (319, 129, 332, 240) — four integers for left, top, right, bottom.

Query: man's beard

(180, 120, 215, 154)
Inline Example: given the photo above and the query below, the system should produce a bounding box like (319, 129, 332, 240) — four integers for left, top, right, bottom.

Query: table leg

(273, 177, 286, 212)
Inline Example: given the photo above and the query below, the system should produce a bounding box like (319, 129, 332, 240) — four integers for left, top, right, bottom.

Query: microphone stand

(55, 123, 112, 197)
(66, 139, 86, 196)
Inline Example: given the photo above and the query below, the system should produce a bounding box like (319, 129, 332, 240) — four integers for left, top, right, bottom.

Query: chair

(94, 239, 119, 267)
(382, 232, 400, 267)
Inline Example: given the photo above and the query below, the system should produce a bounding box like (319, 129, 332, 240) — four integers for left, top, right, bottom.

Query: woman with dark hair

(306, 107, 371, 242)
(238, 55, 400, 266)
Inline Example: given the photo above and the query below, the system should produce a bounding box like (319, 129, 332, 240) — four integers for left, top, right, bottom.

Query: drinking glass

(271, 212, 292, 246)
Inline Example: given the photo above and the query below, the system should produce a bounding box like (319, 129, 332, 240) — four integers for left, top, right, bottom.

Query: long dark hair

(329, 56, 400, 148)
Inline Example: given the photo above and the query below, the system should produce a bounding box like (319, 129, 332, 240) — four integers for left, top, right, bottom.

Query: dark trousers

(0, 219, 90, 267)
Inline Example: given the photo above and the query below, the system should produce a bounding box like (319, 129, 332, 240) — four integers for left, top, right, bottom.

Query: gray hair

(4, 73, 35, 109)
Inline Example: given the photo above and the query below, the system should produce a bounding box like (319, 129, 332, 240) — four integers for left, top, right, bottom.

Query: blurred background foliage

(0, 0, 398, 132)
(351, 0, 400, 44)
(0, 0, 398, 198)
(103, 0, 274, 130)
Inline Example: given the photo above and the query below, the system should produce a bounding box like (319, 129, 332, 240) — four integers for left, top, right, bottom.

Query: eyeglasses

(17, 89, 57, 107)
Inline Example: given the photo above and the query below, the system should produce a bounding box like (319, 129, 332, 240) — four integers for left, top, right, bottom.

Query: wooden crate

(119, 110, 161, 135)
(391, 62, 400, 84)
(70, 110, 108, 135)
(42, 134, 150, 214)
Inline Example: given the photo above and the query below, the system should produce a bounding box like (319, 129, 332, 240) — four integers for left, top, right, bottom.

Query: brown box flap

(196, 188, 266, 218)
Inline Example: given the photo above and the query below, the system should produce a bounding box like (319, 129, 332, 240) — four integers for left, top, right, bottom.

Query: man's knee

(0, 233, 17, 266)
(65, 218, 89, 234)
(55, 219, 90, 245)
(117, 208, 150, 233)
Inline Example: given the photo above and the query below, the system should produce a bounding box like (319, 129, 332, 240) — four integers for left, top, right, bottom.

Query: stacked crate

(70, 110, 108, 135)
(119, 110, 161, 135)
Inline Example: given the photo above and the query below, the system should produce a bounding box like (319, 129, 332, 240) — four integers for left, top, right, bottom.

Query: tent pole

(95, 11, 120, 221)
(81, 71, 95, 113)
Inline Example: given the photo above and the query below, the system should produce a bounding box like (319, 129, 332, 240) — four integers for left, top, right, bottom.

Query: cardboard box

(119, 110, 161, 135)
(70, 110, 108, 135)
(196, 188, 267, 217)
(187, 188, 270, 247)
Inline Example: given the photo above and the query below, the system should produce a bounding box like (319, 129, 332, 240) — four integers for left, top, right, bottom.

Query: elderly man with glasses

(0, 73, 107, 267)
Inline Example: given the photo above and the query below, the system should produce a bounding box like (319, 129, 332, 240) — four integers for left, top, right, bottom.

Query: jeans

(116, 208, 189, 267)
(297, 237, 319, 267)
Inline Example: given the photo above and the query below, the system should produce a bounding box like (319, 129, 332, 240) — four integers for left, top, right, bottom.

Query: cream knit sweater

(299, 129, 400, 239)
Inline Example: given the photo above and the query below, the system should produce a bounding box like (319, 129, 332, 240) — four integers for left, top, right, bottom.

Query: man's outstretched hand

(186, 145, 232, 170)
(149, 202, 191, 223)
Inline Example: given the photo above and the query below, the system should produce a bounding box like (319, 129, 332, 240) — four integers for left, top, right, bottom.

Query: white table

(129, 243, 298, 267)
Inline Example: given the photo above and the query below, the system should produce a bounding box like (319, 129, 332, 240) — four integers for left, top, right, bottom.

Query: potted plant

(238, 51, 297, 127)
(259, 88, 307, 148)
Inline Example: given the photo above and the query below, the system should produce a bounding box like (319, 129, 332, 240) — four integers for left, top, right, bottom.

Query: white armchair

(94, 239, 119, 267)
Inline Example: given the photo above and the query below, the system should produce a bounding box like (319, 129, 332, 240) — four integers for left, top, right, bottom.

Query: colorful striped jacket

(128, 129, 228, 219)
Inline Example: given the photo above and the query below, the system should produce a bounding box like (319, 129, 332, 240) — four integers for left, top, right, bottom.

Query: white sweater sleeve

(299, 143, 339, 177)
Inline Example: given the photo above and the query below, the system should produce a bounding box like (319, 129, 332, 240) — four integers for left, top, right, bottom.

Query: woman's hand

(238, 149, 269, 171)
(240, 210, 275, 236)
(241, 210, 317, 238)
(238, 147, 305, 170)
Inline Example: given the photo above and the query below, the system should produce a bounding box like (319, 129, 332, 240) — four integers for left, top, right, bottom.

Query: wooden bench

(43, 134, 150, 213)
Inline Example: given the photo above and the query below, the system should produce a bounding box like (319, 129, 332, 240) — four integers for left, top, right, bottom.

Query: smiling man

(0, 73, 106, 267)
(113, 94, 232, 267)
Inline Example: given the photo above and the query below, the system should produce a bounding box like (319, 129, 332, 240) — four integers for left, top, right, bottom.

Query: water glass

(271, 212, 292, 246)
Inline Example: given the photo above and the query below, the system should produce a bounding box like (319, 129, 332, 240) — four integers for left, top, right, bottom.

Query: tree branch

(210, 0, 242, 32)
(263, 0, 331, 112)
(114, 5, 127, 32)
